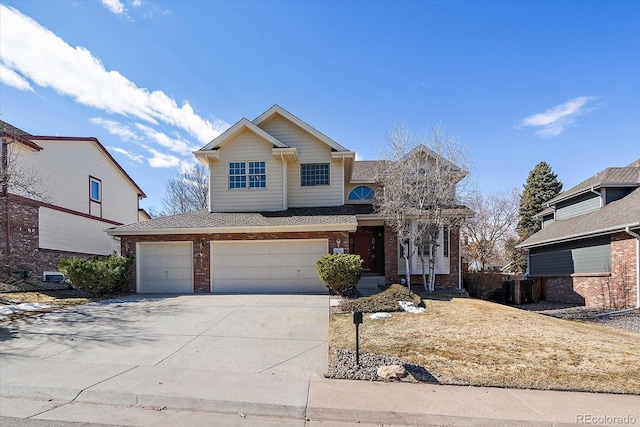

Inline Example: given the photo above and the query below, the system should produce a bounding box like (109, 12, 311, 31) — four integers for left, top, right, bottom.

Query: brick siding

(120, 231, 350, 293)
(540, 232, 638, 309)
(1, 198, 102, 280)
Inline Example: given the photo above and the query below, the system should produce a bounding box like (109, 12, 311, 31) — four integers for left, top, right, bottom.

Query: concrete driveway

(0, 294, 329, 418)
(1, 294, 328, 376)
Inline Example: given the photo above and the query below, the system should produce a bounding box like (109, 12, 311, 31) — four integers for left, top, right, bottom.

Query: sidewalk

(2, 356, 639, 426)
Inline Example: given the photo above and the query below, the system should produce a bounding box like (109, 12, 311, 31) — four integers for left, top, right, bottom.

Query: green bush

(57, 255, 133, 296)
(316, 253, 363, 296)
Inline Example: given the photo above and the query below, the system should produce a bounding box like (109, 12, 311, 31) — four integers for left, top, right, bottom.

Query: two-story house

(0, 120, 147, 281)
(107, 105, 468, 294)
(517, 160, 640, 309)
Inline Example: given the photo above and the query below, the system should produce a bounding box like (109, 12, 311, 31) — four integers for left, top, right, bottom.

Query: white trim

(109, 222, 358, 236)
(197, 118, 288, 151)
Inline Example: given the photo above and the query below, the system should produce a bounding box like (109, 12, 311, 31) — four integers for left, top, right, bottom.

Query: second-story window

(301, 163, 329, 186)
(89, 176, 101, 202)
(229, 161, 266, 189)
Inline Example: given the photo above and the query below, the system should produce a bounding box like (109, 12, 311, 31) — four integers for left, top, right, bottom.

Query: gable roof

(253, 105, 350, 152)
(0, 119, 43, 151)
(547, 160, 640, 205)
(28, 136, 146, 198)
(518, 187, 640, 248)
(197, 118, 288, 151)
(107, 206, 358, 235)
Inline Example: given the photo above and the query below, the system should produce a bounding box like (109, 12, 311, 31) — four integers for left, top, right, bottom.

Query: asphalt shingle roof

(108, 206, 358, 234)
(351, 161, 383, 181)
(0, 120, 31, 137)
(518, 187, 640, 248)
(547, 160, 640, 205)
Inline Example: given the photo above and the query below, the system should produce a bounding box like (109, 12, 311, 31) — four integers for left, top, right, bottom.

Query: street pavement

(1, 294, 639, 426)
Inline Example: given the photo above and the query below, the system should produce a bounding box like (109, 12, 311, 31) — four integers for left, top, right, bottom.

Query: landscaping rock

(377, 364, 406, 380)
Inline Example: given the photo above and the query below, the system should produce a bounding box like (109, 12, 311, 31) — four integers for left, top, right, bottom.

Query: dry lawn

(0, 290, 95, 321)
(330, 297, 640, 394)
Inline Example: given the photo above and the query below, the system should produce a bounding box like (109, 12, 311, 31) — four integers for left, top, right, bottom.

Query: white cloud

(519, 96, 597, 138)
(0, 5, 228, 144)
(101, 0, 126, 15)
(109, 146, 145, 163)
(91, 117, 142, 142)
(0, 62, 33, 91)
(144, 146, 182, 168)
(132, 0, 142, 6)
(135, 123, 198, 156)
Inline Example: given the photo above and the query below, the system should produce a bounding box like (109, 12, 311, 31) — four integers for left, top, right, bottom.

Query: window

(348, 186, 374, 201)
(229, 161, 266, 189)
(89, 177, 101, 202)
(301, 163, 329, 186)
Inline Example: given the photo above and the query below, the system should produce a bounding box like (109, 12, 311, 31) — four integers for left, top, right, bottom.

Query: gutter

(517, 222, 640, 249)
(596, 226, 640, 317)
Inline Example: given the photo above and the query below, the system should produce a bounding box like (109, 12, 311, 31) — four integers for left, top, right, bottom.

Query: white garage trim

(210, 239, 328, 294)
(136, 241, 193, 293)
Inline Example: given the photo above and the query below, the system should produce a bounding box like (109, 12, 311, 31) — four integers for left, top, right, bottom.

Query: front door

(354, 234, 373, 270)
(351, 227, 385, 273)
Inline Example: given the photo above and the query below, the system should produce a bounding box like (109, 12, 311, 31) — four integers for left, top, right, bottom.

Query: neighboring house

(517, 160, 640, 309)
(0, 120, 147, 280)
(107, 105, 470, 294)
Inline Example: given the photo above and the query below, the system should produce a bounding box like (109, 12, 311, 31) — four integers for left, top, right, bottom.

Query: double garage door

(137, 239, 328, 294)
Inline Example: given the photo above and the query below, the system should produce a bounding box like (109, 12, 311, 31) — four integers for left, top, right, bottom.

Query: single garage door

(211, 239, 328, 293)
(137, 242, 193, 293)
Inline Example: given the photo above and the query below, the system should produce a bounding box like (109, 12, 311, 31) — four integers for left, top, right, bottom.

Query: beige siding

(39, 207, 120, 255)
(260, 116, 343, 207)
(209, 130, 284, 212)
(13, 140, 140, 225)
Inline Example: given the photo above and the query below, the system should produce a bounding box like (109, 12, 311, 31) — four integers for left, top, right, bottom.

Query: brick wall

(1, 198, 98, 280)
(541, 232, 637, 309)
(120, 231, 350, 293)
(383, 225, 461, 288)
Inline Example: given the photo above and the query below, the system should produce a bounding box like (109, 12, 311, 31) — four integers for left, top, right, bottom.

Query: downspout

(280, 152, 287, 210)
(2, 139, 10, 272)
(596, 226, 640, 317)
(589, 186, 602, 208)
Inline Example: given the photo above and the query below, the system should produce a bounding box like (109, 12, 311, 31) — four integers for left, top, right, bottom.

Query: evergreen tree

(511, 161, 563, 273)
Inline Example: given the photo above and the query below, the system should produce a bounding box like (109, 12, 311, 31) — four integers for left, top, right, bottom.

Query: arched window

(348, 186, 374, 201)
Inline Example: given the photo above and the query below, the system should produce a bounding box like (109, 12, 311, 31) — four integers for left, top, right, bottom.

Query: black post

(355, 323, 360, 366)
(353, 311, 363, 366)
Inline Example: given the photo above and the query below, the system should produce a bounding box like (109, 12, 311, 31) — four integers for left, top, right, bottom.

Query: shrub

(316, 253, 363, 296)
(57, 255, 133, 296)
(343, 284, 423, 313)
(463, 272, 506, 300)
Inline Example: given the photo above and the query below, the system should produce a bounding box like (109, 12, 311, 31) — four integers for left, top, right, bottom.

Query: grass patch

(330, 297, 640, 394)
(0, 290, 96, 321)
(342, 284, 422, 313)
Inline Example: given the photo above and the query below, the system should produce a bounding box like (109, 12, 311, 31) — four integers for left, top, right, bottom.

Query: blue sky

(1, 0, 639, 212)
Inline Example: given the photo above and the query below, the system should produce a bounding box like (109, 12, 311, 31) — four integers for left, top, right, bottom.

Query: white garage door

(137, 242, 193, 293)
(211, 239, 328, 293)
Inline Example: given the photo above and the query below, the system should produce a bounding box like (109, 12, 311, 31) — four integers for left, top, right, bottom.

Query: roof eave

(517, 222, 640, 249)
(107, 222, 358, 236)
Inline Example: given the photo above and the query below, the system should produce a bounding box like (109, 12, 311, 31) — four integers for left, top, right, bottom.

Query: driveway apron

(0, 294, 329, 418)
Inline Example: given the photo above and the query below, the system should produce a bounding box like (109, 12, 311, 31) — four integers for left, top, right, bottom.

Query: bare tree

(462, 188, 519, 271)
(374, 126, 417, 287)
(1, 139, 49, 201)
(375, 124, 473, 292)
(150, 163, 208, 217)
